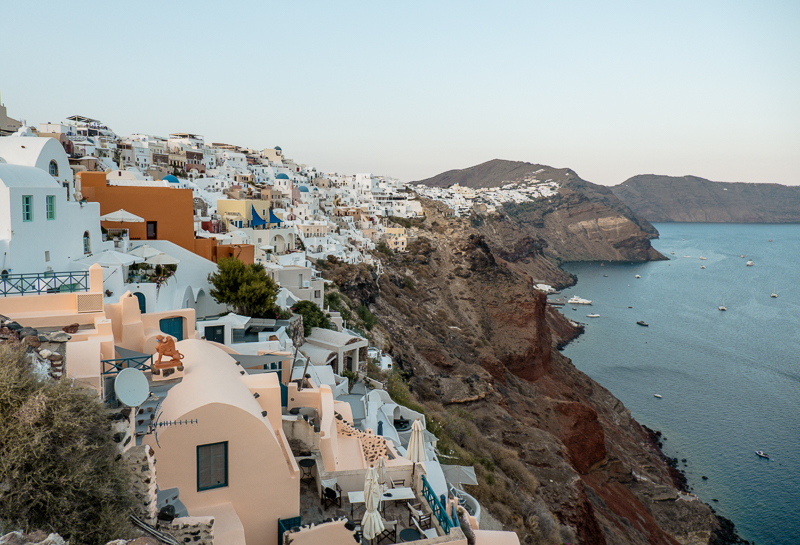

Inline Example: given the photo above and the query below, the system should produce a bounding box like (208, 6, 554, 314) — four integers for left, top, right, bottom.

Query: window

(46, 195, 56, 220)
(197, 442, 228, 491)
(22, 195, 34, 221)
(83, 231, 91, 254)
(49, 160, 58, 177)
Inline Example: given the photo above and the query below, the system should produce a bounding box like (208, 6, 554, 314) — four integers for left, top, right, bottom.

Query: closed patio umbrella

(100, 208, 144, 223)
(407, 418, 426, 481)
(377, 455, 387, 490)
(361, 466, 385, 542)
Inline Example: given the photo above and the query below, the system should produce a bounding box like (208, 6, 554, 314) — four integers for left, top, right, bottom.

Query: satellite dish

(115, 368, 150, 407)
(105, 168, 112, 174)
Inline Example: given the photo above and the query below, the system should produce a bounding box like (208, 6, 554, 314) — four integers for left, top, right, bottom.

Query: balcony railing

(421, 474, 458, 534)
(101, 355, 153, 376)
(0, 271, 90, 297)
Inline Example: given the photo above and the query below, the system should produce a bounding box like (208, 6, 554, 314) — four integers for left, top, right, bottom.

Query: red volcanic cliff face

(325, 201, 720, 544)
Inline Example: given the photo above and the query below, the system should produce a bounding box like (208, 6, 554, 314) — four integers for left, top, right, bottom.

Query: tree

(292, 300, 331, 336)
(0, 345, 136, 544)
(208, 258, 279, 317)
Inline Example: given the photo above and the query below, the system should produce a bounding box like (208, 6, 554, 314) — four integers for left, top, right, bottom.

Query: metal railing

(0, 270, 90, 297)
(278, 516, 301, 544)
(421, 474, 457, 534)
(101, 355, 153, 376)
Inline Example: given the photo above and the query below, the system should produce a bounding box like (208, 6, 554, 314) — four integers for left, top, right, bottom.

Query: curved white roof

(0, 164, 62, 189)
(0, 136, 71, 183)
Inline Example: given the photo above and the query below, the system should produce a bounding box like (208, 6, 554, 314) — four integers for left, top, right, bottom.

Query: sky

(2, 1, 798, 186)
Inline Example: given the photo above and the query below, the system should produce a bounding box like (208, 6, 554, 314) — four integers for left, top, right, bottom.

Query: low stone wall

(166, 516, 214, 545)
(121, 445, 158, 524)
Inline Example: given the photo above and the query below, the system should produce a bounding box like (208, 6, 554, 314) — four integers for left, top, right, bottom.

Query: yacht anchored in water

(568, 296, 593, 305)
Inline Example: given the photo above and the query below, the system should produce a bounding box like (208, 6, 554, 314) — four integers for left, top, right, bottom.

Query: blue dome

(276, 173, 289, 180)
(163, 174, 180, 183)
(298, 186, 309, 192)
(274, 146, 282, 151)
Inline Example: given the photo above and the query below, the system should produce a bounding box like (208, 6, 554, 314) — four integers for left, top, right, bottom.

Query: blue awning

(269, 209, 283, 225)
(251, 206, 268, 228)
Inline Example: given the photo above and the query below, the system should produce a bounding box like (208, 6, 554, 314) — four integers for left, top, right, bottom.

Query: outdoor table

(348, 486, 415, 517)
(298, 458, 315, 483)
(399, 528, 421, 542)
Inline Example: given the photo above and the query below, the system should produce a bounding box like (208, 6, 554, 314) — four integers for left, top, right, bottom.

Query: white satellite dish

(115, 368, 150, 407)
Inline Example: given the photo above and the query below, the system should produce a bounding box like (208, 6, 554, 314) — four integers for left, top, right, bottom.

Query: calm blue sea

(559, 223, 800, 545)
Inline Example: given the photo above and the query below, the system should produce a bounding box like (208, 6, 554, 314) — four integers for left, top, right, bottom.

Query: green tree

(0, 345, 136, 545)
(208, 258, 279, 317)
(292, 300, 331, 336)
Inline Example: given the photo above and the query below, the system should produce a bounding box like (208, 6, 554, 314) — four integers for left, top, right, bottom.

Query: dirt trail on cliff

(324, 200, 728, 545)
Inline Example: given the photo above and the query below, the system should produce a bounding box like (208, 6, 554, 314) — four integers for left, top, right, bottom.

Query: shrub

(0, 345, 136, 544)
(356, 304, 378, 330)
(292, 300, 331, 336)
(376, 242, 393, 256)
(402, 276, 415, 290)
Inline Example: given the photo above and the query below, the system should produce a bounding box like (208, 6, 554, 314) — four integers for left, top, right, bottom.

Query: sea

(558, 223, 800, 545)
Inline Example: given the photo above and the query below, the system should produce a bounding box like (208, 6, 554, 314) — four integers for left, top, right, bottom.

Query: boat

(755, 451, 769, 459)
(654, 394, 662, 399)
(670, 251, 675, 255)
(635, 275, 641, 279)
(719, 298, 727, 312)
(586, 313, 600, 318)
(699, 256, 707, 260)
(771, 286, 778, 298)
(568, 296, 592, 305)
(740, 255, 745, 258)
(700, 265, 706, 269)
(603, 274, 608, 277)
(637, 321, 649, 327)
(572, 307, 577, 310)
(746, 260, 754, 266)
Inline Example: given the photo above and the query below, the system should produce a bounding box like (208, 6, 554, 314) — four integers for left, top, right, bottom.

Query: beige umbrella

(127, 244, 162, 259)
(376, 455, 387, 490)
(145, 253, 180, 266)
(361, 466, 385, 542)
(407, 418, 427, 481)
(100, 208, 144, 223)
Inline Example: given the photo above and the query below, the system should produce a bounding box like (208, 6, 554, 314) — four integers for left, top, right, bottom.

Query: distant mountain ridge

(612, 174, 800, 223)
(415, 158, 570, 189)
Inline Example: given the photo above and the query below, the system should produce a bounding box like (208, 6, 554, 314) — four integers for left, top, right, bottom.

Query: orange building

(79, 171, 196, 251)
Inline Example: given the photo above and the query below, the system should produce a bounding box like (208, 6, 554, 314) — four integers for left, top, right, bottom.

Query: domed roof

(276, 173, 289, 180)
(163, 174, 180, 183)
(274, 146, 282, 151)
(298, 186, 309, 192)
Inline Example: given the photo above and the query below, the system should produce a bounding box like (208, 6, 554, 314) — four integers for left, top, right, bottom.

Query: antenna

(114, 368, 150, 407)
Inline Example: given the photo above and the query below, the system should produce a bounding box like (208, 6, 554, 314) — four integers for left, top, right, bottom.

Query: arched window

(83, 231, 91, 254)
(49, 160, 58, 177)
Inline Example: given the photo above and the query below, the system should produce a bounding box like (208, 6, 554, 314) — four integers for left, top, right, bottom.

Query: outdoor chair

(407, 502, 432, 530)
(321, 482, 343, 509)
(376, 520, 397, 544)
(391, 478, 405, 488)
(413, 517, 438, 540)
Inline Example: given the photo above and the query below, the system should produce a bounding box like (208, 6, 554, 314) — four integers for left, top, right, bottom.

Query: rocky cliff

(322, 199, 740, 545)
(612, 174, 800, 223)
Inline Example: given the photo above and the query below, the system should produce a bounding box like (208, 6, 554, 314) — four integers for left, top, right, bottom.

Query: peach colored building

(78, 171, 196, 251)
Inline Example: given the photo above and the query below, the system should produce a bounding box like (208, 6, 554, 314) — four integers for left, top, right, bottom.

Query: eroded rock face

(332, 200, 724, 544)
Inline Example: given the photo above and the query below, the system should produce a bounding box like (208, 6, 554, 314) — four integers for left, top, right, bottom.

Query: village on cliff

(0, 102, 544, 545)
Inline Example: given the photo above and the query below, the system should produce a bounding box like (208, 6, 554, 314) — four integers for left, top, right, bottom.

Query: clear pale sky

(2, 1, 798, 185)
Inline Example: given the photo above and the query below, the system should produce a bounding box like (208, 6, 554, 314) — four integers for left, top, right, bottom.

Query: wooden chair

(391, 478, 405, 488)
(407, 502, 432, 530)
(376, 520, 397, 544)
(321, 482, 342, 509)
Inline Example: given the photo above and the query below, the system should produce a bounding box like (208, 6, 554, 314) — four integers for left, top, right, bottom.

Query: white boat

(740, 254, 746, 258)
(670, 251, 675, 255)
(755, 450, 769, 459)
(699, 256, 707, 260)
(635, 275, 641, 279)
(771, 285, 778, 298)
(586, 313, 600, 318)
(568, 296, 593, 305)
(746, 260, 754, 266)
(653, 394, 662, 399)
(700, 265, 706, 269)
(683, 255, 691, 258)
(719, 298, 727, 312)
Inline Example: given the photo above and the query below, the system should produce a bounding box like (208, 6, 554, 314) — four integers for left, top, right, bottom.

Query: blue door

(159, 317, 183, 341)
(133, 292, 146, 314)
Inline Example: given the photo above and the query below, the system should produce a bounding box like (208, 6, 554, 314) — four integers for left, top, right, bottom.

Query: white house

(0, 164, 108, 276)
(0, 135, 74, 197)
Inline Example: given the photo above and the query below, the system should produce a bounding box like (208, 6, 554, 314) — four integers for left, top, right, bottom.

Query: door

(147, 221, 157, 240)
(159, 317, 183, 341)
(133, 292, 146, 314)
(205, 325, 224, 344)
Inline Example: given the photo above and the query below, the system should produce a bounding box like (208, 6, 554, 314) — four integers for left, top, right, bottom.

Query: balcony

(0, 271, 90, 297)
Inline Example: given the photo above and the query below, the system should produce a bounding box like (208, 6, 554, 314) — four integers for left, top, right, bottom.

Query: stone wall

(121, 445, 158, 524)
(166, 516, 214, 545)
